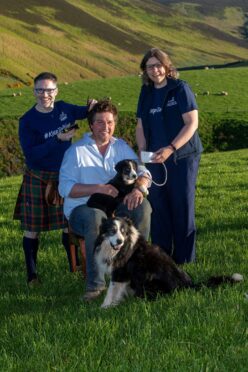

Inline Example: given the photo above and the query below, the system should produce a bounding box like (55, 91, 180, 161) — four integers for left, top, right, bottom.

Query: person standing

(136, 48, 203, 264)
(14, 72, 94, 285)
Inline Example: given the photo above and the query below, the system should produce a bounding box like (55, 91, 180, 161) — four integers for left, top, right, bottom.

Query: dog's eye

(110, 227, 117, 234)
(121, 227, 125, 234)
(123, 167, 130, 175)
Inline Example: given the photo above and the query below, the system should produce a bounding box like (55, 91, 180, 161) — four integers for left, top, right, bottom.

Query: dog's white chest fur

(95, 240, 114, 276)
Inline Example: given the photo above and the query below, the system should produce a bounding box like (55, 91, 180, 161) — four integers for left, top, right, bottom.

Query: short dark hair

(34, 72, 57, 85)
(140, 48, 178, 85)
(87, 99, 118, 127)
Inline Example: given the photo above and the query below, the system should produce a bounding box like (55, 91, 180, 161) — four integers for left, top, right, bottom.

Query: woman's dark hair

(140, 48, 178, 85)
(34, 72, 57, 85)
(87, 99, 118, 127)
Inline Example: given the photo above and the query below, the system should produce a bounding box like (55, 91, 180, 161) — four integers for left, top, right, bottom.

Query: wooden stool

(68, 229, 86, 277)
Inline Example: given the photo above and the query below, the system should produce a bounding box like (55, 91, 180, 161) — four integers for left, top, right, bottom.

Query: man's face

(34, 79, 58, 109)
(91, 112, 116, 145)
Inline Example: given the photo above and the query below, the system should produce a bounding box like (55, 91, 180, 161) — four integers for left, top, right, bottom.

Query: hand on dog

(97, 184, 119, 198)
(123, 188, 143, 210)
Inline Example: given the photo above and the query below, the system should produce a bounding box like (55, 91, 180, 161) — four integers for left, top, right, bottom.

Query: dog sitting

(94, 217, 243, 308)
(87, 159, 138, 217)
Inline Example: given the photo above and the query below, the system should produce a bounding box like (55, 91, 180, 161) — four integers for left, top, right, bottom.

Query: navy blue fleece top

(137, 78, 203, 159)
(19, 100, 88, 171)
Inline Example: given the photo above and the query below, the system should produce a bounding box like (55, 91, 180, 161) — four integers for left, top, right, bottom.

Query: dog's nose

(116, 239, 123, 245)
(131, 174, 137, 179)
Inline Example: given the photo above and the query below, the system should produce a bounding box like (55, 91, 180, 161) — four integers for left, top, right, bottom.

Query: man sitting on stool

(59, 99, 152, 301)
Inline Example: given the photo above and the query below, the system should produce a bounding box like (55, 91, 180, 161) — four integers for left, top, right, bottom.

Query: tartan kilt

(13, 169, 67, 232)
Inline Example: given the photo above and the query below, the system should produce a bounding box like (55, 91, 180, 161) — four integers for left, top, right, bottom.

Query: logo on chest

(149, 107, 162, 115)
(166, 97, 177, 107)
(59, 112, 68, 121)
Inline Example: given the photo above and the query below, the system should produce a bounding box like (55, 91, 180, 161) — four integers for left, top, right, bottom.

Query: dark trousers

(147, 154, 200, 264)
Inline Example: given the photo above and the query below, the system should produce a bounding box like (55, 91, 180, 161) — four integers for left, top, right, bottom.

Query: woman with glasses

(136, 48, 203, 264)
(14, 72, 94, 285)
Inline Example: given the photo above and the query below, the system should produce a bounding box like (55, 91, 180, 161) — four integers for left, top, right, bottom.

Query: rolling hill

(0, 0, 248, 88)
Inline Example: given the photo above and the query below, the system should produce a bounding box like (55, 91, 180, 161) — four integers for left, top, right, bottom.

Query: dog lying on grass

(87, 159, 138, 217)
(94, 217, 243, 308)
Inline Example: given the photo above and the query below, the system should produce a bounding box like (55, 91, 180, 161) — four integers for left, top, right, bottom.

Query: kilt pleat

(13, 169, 67, 232)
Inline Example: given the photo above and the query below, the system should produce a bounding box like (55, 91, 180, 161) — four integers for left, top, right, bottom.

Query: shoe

(28, 278, 41, 288)
(80, 288, 105, 302)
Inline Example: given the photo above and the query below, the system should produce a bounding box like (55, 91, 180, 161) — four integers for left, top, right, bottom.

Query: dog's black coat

(87, 159, 138, 217)
(95, 217, 243, 305)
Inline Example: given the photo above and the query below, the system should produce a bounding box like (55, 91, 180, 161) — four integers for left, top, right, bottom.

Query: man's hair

(140, 48, 179, 85)
(34, 72, 58, 85)
(87, 99, 118, 126)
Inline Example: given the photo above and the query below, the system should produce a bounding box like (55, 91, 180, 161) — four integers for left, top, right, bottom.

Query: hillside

(0, 0, 248, 87)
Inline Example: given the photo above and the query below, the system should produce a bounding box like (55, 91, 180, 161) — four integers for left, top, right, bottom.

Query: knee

(130, 199, 152, 226)
(69, 205, 107, 236)
(137, 199, 152, 219)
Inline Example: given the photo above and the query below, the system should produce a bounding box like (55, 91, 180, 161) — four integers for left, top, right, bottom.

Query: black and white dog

(87, 159, 138, 217)
(94, 217, 243, 308)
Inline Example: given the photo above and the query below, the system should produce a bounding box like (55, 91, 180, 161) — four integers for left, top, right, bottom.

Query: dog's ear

(115, 160, 125, 173)
(99, 217, 107, 230)
(101, 217, 107, 225)
(131, 160, 138, 171)
(123, 216, 133, 226)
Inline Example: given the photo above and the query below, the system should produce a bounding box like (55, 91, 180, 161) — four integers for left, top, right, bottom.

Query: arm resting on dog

(123, 173, 151, 211)
(68, 183, 119, 198)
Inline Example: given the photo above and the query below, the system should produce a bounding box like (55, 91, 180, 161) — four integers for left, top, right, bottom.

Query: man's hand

(123, 188, 144, 210)
(97, 184, 119, 198)
(57, 129, 76, 142)
(88, 99, 98, 111)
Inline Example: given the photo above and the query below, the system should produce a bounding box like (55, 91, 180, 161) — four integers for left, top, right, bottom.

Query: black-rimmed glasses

(34, 88, 57, 94)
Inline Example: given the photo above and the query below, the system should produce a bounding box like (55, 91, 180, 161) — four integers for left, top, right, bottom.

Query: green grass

(0, 149, 247, 371)
(0, 0, 248, 85)
(1, 67, 248, 119)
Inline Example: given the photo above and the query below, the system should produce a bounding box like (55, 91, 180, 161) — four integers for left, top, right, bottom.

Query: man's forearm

(69, 183, 99, 198)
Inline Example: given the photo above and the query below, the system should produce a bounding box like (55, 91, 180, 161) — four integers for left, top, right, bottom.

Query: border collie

(87, 159, 138, 217)
(94, 217, 243, 308)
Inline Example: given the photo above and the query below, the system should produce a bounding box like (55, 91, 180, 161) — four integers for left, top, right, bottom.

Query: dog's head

(95, 217, 140, 262)
(115, 159, 138, 185)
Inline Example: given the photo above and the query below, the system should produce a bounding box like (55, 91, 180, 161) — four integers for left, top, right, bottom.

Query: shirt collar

(83, 132, 117, 145)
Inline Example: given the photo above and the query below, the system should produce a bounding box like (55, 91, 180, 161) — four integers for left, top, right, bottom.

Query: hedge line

(0, 112, 247, 177)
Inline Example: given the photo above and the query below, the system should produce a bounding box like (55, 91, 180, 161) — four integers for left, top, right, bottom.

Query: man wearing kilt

(14, 72, 94, 285)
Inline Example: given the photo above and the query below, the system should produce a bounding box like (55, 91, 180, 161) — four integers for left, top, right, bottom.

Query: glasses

(146, 62, 163, 71)
(35, 88, 57, 94)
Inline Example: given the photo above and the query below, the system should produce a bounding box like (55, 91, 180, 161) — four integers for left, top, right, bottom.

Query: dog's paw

(101, 303, 113, 309)
(101, 301, 118, 309)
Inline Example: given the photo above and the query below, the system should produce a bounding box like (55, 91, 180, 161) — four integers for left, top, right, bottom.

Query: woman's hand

(152, 146, 174, 163)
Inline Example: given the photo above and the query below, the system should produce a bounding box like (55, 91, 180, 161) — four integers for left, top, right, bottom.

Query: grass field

(0, 149, 247, 371)
(1, 67, 248, 120)
(0, 0, 248, 86)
